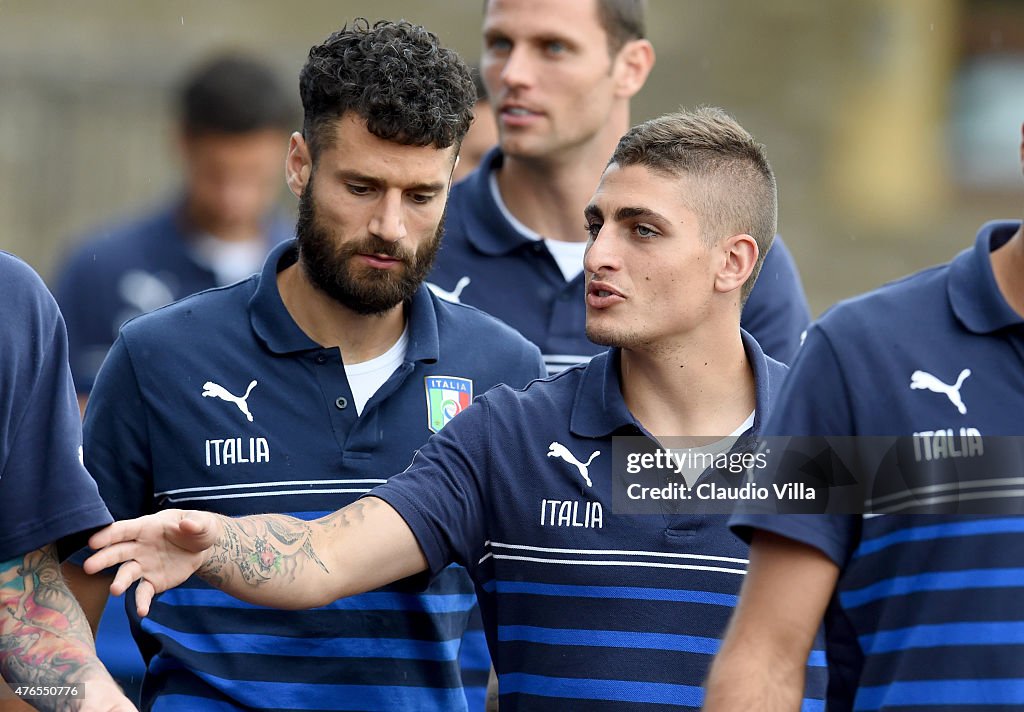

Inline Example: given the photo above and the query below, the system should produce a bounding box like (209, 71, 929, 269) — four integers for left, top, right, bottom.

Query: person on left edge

(0, 252, 134, 711)
(53, 54, 294, 411)
(66, 21, 543, 712)
(83, 108, 826, 711)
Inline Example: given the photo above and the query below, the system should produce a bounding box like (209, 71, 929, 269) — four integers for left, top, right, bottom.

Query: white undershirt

(343, 326, 409, 415)
(668, 410, 757, 488)
(190, 234, 268, 286)
(489, 170, 587, 281)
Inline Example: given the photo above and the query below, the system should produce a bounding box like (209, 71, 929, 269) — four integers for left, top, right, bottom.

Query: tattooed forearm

(0, 545, 110, 711)
(198, 513, 331, 590)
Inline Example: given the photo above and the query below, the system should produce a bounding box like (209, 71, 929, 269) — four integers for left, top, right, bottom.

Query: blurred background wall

(1, 0, 1022, 316)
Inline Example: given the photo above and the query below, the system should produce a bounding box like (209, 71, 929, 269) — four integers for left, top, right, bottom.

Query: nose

(583, 226, 622, 276)
(499, 45, 534, 91)
(368, 191, 407, 243)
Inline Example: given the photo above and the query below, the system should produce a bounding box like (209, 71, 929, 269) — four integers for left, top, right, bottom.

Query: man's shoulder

(118, 276, 257, 344)
(0, 251, 57, 325)
(431, 293, 539, 352)
(477, 361, 585, 412)
(816, 260, 950, 340)
(57, 204, 180, 276)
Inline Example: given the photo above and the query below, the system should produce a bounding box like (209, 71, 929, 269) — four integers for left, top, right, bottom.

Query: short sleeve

(368, 397, 493, 577)
(0, 255, 111, 561)
(730, 323, 859, 566)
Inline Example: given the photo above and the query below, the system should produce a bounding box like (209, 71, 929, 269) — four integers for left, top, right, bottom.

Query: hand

(78, 676, 139, 712)
(83, 510, 221, 617)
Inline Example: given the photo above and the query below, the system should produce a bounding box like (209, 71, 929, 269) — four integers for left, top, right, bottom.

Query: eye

(347, 184, 371, 196)
(545, 40, 567, 55)
(486, 36, 512, 54)
(409, 193, 435, 205)
(584, 221, 602, 239)
(634, 224, 659, 239)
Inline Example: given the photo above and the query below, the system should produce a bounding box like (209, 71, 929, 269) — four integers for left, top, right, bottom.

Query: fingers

(87, 519, 140, 550)
(136, 579, 156, 618)
(177, 511, 220, 551)
(83, 541, 138, 574)
(109, 560, 143, 596)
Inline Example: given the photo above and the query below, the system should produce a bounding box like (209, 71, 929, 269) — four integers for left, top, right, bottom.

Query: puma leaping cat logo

(547, 441, 600, 488)
(426, 277, 471, 304)
(910, 369, 971, 415)
(202, 380, 258, 422)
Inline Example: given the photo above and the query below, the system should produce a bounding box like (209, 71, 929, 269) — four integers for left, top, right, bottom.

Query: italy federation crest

(425, 376, 473, 433)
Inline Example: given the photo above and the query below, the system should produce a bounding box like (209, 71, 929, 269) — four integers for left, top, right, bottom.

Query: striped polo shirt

(372, 332, 827, 710)
(81, 240, 545, 711)
(732, 221, 1024, 710)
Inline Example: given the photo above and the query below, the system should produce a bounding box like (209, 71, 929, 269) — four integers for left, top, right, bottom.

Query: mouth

(498, 103, 543, 126)
(357, 253, 404, 270)
(586, 280, 625, 309)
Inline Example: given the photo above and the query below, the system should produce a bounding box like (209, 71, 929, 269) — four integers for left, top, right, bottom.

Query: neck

(496, 109, 629, 243)
(184, 201, 262, 244)
(277, 262, 406, 363)
(991, 225, 1024, 318)
(619, 323, 755, 440)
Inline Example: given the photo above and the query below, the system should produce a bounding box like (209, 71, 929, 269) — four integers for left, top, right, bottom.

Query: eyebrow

(584, 204, 671, 224)
(613, 206, 670, 224)
(334, 170, 446, 193)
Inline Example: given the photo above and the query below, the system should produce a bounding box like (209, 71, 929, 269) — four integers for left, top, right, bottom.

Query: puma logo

(202, 380, 258, 422)
(910, 369, 971, 415)
(547, 441, 600, 488)
(426, 276, 471, 304)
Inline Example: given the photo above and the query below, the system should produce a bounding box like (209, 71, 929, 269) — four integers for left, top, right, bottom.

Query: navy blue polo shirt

(731, 221, 1024, 711)
(82, 240, 545, 712)
(371, 332, 827, 711)
(53, 198, 292, 393)
(431, 148, 811, 371)
(0, 252, 111, 562)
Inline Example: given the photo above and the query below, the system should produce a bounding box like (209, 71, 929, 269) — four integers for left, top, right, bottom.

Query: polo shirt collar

(569, 331, 778, 439)
(250, 239, 440, 363)
(460, 148, 538, 256)
(949, 220, 1023, 334)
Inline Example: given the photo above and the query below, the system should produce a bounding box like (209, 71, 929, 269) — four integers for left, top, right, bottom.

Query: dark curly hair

(299, 19, 476, 160)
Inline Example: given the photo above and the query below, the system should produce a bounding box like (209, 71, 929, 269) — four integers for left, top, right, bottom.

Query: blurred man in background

(54, 54, 294, 411)
(428, 0, 812, 375)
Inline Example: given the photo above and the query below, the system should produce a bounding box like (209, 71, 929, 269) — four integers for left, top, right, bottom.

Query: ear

(612, 39, 655, 100)
(714, 233, 759, 298)
(285, 132, 313, 198)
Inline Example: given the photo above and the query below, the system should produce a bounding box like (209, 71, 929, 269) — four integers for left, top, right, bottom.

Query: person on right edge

(705, 121, 1024, 711)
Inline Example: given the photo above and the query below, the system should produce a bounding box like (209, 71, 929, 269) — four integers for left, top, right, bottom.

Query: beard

(295, 181, 444, 316)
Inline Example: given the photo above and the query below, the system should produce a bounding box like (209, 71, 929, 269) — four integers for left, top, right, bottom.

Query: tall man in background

(54, 54, 294, 409)
(429, 0, 811, 373)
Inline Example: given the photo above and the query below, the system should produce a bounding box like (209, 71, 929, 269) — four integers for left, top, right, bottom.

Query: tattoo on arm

(198, 511, 340, 589)
(0, 544, 110, 711)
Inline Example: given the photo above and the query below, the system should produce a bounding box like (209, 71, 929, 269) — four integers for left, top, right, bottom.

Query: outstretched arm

(703, 530, 838, 711)
(0, 544, 135, 712)
(84, 497, 427, 617)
